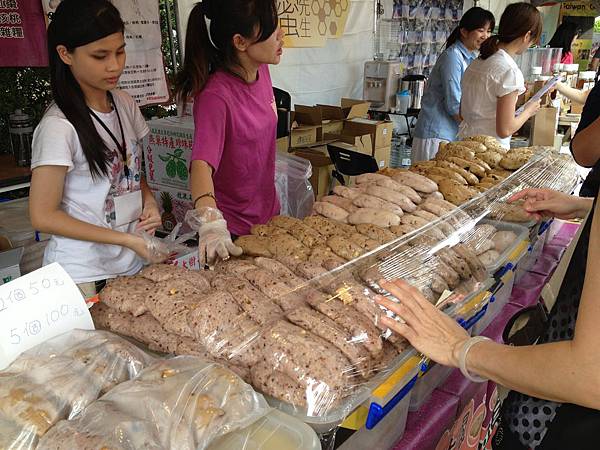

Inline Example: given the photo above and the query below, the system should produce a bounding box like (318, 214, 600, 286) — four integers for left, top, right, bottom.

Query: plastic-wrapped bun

(38, 356, 270, 450)
(0, 329, 154, 450)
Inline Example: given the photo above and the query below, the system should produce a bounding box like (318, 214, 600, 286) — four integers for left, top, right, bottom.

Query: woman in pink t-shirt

(548, 21, 579, 65)
(174, 0, 284, 266)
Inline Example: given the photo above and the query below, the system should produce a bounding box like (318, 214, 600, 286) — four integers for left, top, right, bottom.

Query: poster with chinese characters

(277, 0, 350, 47)
(0, 0, 48, 67)
(41, 0, 169, 106)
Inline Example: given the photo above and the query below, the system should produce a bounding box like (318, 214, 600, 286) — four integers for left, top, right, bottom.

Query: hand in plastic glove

(185, 207, 242, 267)
(375, 279, 469, 367)
(126, 233, 171, 264)
(509, 188, 593, 221)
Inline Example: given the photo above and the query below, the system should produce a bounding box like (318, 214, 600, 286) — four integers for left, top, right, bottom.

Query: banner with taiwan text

(0, 0, 48, 67)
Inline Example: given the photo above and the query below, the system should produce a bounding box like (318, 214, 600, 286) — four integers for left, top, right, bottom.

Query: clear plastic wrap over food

(0, 329, 154, 450)
(37, 356, 270, 450)
(90, 149, 581, 431)
(275, 152, 315, 219)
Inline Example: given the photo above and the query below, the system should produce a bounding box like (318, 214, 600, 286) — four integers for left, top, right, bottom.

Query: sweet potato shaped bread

(347, 208, 401, 228)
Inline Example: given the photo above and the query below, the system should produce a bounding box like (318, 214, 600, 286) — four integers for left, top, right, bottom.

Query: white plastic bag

(275, 153, 315, 218)
(38, 356, 270, 450)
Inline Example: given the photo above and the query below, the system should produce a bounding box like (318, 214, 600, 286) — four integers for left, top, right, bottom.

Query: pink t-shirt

(561, 52, 574, 64)
(191, 65, 280, 236)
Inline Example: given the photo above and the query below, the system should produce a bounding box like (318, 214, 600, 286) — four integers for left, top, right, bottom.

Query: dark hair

(548, 21, 580, 55)
(445, 7, 495, 49)
(47, 0, 124, 178)
(174, 0, 278, 102)
(480, 3, 542, 60)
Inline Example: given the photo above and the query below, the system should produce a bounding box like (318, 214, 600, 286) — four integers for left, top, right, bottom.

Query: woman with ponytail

(174, 0, 284, 266)
(458, 2, 543, 148)
(412, 7, 494, 162)
(29, 0, 165, 296)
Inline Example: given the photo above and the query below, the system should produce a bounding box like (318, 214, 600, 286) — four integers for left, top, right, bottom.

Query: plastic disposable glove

(185, 207, 242, 267)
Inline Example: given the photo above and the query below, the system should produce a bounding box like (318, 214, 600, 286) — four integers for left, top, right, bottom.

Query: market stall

(0, 0, 596, 449)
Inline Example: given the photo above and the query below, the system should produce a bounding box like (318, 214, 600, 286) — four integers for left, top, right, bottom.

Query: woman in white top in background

(459, 2, 542, 148)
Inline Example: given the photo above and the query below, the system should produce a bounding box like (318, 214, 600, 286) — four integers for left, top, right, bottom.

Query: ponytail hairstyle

(174, 0, 278, 102)
(445, 7, 495, 49)
(548, 21, 580, 56)
(47, 0, 124, 178)
(480, 2, 542, 60)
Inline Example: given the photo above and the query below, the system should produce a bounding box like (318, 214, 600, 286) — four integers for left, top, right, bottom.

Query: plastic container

(208, 409, 321, 450)
(472, 271, 516, 335)
(409, 362, 453, 412)
(396, 90, 411, 114)
(275, 153, 314, 219)
(264, 348, 418, 434)
(478, 220, 529, 276)
(337, 386, 412, 449)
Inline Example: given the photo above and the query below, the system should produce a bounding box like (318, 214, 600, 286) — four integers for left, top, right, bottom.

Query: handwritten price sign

(0, 263, 94, 370)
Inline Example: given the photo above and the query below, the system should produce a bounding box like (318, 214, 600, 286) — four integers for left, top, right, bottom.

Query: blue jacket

(414, 41, 476, 141)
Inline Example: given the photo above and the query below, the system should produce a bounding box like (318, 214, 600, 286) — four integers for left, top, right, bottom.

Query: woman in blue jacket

(412, 7, 495, 162)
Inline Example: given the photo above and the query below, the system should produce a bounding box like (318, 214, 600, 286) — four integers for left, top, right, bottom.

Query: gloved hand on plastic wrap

(138, 224, 195, 264)
(185, 207, 242, 267)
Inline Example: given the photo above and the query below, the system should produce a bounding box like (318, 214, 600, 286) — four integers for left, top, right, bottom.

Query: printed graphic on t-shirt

(103, 137, 143, 224)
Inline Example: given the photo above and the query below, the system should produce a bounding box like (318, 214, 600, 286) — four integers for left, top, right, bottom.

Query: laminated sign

(41, 0, 169, 106)
(277, 0, 350, 48)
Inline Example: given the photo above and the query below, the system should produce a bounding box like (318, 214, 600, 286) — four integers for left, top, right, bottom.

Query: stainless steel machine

(363, 61, 402, 112)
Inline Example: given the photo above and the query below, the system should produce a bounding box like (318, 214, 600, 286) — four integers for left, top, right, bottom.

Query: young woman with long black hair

(412, 7, 495, 162)
(174, 0, 284, 266)
(29, 0, 165, 296)
(459, 2, 542, 148)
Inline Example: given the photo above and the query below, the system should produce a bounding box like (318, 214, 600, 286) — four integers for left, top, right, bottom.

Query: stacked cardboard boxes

(287, 99, 393, 199)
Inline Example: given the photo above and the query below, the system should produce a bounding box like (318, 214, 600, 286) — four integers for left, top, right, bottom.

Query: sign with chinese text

(0, 0, 47, 67)
(41, 0, 169, 106)
(277, 0, 350, 48)
(0, 263, 94, 370)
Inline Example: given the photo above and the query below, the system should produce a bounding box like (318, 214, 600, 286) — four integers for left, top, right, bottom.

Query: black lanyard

(88, 92, 130, 179)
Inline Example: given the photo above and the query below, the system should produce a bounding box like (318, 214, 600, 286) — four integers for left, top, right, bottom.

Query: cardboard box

(0, 246, 23, 285)
(149, 183, 194, 234)
(531, 106, 559, 146)
(292, 146, 333, 199)
(143, 116, 195, 191)
(374, 145, 391, 170)
(276, 136, 290, 153)
(289, 125, 318, 148)
(171, 247, 200, 271)
(325, 132, 373, 155)
(344, 118, 393, 151)
(294, 100, 369, 141)
(317, 98, 371, 120)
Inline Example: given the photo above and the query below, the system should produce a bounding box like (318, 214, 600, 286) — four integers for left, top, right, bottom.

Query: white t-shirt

(458, 49, 526, 148)
(31, 89, 149, 283)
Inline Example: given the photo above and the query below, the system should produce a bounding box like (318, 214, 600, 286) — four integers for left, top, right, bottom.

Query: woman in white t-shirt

(29, 0, 164, 296)
(459, 3, 542, 148)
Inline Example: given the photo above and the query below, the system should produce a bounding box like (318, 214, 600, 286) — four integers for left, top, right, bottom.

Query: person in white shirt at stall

(29, 0, 166, 298)
(459, 2, 542, 148)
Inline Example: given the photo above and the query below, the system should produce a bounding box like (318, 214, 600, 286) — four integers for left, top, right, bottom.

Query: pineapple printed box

(143, 116, 195, 191)
(148, 183, 194, 234)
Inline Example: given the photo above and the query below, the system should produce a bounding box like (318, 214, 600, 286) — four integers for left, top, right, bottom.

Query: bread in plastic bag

(37, 356, 270, 450)
(0, 329, 154, 450)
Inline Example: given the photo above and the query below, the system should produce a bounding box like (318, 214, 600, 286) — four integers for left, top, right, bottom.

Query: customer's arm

(496, 91, 540, 139)
(378, 192, 600, 410)
(556, 82, 590, 105)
